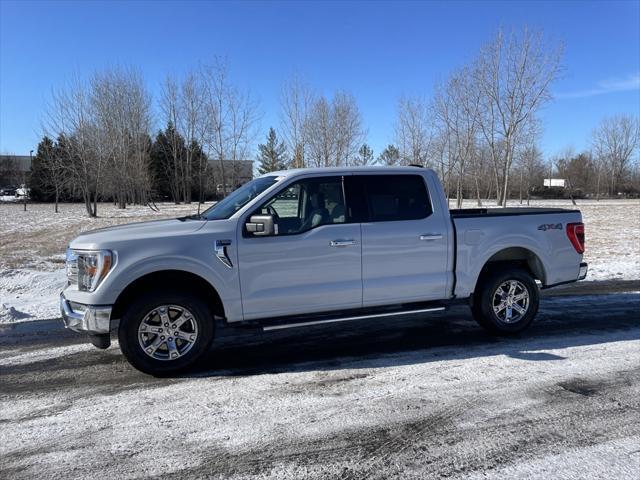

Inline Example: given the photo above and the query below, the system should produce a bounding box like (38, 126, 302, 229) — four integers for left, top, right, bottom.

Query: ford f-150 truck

(61, 166, 588, 374)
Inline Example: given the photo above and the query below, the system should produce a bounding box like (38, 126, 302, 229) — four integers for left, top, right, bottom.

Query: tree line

(5, 28, 639, 216)
(258, 28, 639, 206)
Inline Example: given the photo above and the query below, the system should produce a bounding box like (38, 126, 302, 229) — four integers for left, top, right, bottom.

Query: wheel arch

(474, 247, 547, 293)
(111, 270, 225, 322)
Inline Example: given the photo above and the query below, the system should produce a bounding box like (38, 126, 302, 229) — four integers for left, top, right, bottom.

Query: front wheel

(471, 267, 539, 335)
(118, 290, 214, 375)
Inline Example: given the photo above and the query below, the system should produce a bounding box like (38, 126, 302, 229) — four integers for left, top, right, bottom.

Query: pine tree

(257, 127, 287, 174)
(378, 144, 401, 166)
(356, 144, 374, 166)
(30, 136, 55, 202)
(149, 123, 188, 203)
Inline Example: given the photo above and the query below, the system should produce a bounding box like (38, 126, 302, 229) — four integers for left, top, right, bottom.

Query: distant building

(0, 155, 31, 185)
(543, 178, 566, 188)
(207, 159, 253, 185)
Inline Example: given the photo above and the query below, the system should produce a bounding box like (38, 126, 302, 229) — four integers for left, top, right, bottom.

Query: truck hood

(69, 218, 208, 250)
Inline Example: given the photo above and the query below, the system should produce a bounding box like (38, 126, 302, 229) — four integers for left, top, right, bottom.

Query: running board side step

(262, 306, 446, 332)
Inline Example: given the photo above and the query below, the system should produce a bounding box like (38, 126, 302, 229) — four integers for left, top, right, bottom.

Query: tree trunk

(475, 177, 483, 207)
(219, 157, 227, 199)
(485, 175, 493, 201)
(501, 169, 510, 208)
(566, 178, 577, 206)
(519, 169, 523, 204)
(92, 191, 98, 218)
(494, 170, 501, 206)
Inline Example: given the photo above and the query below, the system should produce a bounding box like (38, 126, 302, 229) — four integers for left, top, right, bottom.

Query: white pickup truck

(61, 166, 587, 374)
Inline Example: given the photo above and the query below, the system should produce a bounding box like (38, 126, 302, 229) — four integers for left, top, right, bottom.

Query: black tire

(118, 290, 214, 375)
(471, 266, 539, 335)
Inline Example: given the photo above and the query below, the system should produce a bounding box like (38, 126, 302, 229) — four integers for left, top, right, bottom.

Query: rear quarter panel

(454, 210, 584, 297)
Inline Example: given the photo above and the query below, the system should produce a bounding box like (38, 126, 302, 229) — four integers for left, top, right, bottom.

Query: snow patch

(0, 303, 31, 323)
(0, 268, 66, 322)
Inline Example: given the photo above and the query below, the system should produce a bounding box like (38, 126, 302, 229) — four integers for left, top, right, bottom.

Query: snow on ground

(0, 269, 67, 323)
(0, 198, 638, 323)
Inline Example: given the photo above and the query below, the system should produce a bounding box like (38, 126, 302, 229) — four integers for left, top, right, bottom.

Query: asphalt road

(1, 281, 639, 479)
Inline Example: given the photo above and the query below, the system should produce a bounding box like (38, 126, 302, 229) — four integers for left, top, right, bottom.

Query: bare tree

(179, 71, 207, 204)
(332, 91, 365, 166)
(36, 136, 70, 212)
(305, 96, 335, 167)
(395, 95, 433, 166)
(591, 115, 640, 196)
(553, 147, 578, 205)
(202, 59, 259, 199)
(91, 67, 152, 209)
(45, 75, 105, 217)
(518, 144, 545, 205)
(159, 76, 185, 203)
(474, 28, 563, 206)
(433, 66, 481, 208)
(303, 91, 364, 167)
(280, 74, 314, 168)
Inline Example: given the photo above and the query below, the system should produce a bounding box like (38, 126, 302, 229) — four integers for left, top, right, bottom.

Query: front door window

(257, 176, 346, 235)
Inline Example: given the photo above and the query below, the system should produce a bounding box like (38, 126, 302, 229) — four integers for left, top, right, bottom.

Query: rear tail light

(566, 222, 585, 254)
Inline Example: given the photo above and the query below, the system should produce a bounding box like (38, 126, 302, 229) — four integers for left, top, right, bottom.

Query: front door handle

(330, 239, 356, 247)
(419, 233, 443, 241)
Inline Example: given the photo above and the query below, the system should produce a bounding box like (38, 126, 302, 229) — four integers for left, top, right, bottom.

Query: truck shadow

(189, 293, 640, 378)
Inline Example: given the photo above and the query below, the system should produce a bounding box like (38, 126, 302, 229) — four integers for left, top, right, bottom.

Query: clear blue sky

(1, 0, 639, 160)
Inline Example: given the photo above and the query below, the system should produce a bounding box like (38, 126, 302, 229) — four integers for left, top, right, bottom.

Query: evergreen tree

(356, 143, 374, 166)
(29, 135, 70, 210)
(149, 123, 188, 202)
(190, 139, 209, 204)
(257, 127, 287, 174)
(30, 136, 55, 201)
(378, 144, 401, 166)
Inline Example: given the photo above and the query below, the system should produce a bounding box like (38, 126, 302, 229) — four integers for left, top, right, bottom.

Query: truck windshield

(202, 176, 280, 220)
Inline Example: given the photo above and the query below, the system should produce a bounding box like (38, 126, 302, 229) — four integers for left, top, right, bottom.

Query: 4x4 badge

(538, 223, 563, 231)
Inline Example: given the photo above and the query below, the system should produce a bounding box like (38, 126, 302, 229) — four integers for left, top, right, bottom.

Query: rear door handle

(330, 239, 356, 247)
(419, 233, 443, 241)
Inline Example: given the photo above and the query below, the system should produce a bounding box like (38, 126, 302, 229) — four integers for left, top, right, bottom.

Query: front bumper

(578, 262, 588, 281)
(60, 294, 113, 334)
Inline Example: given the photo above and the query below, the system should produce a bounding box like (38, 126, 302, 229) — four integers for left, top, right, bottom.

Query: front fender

(63, 244, 243, 323)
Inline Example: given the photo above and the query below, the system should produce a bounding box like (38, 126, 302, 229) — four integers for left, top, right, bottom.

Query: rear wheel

(118, 290, 214, 375)
(471, 266, 539, 335)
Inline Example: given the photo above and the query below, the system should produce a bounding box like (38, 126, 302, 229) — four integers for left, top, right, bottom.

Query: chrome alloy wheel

(137, 305, 199, 361)
(492, 280, 530, 324)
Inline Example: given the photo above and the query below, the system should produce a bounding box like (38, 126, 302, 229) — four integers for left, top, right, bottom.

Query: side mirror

(246, 214, 275, 236)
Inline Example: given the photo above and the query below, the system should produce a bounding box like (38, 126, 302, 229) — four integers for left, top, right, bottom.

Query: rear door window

(347, 174, 432, 222)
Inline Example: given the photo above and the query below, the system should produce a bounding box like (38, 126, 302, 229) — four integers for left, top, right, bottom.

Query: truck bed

(450, 207, 579, 218)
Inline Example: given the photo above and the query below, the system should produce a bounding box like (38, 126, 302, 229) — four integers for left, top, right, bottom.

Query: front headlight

(66, 249, 113, 292)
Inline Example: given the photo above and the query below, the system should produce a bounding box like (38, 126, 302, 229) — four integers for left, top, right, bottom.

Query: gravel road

(1, 283, 639, 479)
